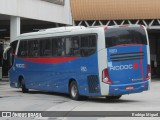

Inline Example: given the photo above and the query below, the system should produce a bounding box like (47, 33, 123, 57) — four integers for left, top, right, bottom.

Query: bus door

(3, 40, 18, 76)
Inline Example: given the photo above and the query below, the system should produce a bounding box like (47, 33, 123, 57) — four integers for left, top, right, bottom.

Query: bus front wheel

(21, 78, 29, 93)
(105, 95, 122, 100)
(69, 81, 81, 100)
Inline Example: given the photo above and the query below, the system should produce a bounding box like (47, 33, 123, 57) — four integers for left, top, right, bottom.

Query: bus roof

(18, 26, 87, 38)
(16, 25, 144, 40)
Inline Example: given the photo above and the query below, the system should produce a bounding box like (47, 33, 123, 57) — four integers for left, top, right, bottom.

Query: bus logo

(109, 63, 138, 71)
(80, 66, 87, 72)
(133, 62, 138, 70)
(16, 64, 27, 69)
(109, 49, 117, 54)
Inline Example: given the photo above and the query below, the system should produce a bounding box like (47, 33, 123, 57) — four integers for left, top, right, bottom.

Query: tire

(21, 78, 29, 93)
(69, 81, 81, 100)
(105, 95, 122, 100)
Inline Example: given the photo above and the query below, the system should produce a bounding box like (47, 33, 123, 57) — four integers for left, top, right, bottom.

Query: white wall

(0, 0, 72, 25)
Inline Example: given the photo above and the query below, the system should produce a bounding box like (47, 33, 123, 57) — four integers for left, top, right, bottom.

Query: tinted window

(11, 40, 18, 54)
(17, 34, 97, 58)
(105, 27, 147, 48)
(72, 36, 80, 56)
(52, 38, 58, 56)
(28, 40, 39, 57)
(80, 35, 97, 56)
(52, 38, 65, 56)
(10, 40, 18, 65)
(64, 36, 81, 56)
(65, 37, 72, 56)
(40, 39, 52, 56)
(18, 40, 28, 57)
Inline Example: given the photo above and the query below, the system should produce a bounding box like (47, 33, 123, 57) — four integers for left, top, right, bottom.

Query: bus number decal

(109, 49, 117, 54)
(80, 66, 87, 72)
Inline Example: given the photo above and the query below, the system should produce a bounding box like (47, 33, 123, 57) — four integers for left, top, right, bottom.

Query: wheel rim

(71, 84, 77, 98)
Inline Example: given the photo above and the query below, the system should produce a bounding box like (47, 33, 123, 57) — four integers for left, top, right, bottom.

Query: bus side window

(88, 35, 96, 54)
(65, 37, 72, 56)
(17, 40, 28, 57)
(60, 38, 65, 56)
(80, 36, 88, 56)
(53, 38, 65, 56)
(65, 37, 80, 56)
(52, 38, 65, 56)
(28, 40, 39, 57)
(80, 35, 96, 57)
(51, 35, 96, 57)
(72, 37, 80, 56)
(40, 39, 52, 57)
(52, 38, 58, 56)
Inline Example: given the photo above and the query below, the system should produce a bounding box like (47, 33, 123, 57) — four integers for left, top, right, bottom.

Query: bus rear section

(102, 25, 150, 96)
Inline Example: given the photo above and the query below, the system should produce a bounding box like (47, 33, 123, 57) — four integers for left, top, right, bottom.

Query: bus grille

(87, 75, 99, 93)
(110, 52, 144, 62)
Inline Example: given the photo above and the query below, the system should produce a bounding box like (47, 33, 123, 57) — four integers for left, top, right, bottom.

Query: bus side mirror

(3, 46, 11, 60)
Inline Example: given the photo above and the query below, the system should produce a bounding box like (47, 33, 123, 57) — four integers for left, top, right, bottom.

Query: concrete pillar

(72, 20, 75, 26)
(10, 16, 20, 42)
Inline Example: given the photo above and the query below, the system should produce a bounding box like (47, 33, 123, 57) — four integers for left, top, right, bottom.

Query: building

(0, 0, 72, 42)
(0, 0, 72, 77)
(71, 0, 160, 75)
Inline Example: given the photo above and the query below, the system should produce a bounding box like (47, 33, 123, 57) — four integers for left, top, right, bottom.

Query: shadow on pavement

(16, 90, 70, 99)
(86, 97, 140, 103)
(15, 90, 140, 103)
(151, 76, 160, 82)
(0, 80, 9, 85)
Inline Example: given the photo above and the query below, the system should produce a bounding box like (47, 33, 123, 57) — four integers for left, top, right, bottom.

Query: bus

(4, 25, 150, 100)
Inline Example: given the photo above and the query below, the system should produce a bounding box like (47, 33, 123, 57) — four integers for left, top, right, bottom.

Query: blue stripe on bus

(10, 53, 101, 96)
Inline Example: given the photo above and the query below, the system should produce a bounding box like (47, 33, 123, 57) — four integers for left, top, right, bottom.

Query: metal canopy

(75, 19, 160, 29)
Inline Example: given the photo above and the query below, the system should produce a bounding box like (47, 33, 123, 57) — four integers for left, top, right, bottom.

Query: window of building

(41, 0, 65, 6)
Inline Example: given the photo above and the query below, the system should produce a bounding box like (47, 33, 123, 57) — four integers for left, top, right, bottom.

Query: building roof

(71, 0, 160, 20)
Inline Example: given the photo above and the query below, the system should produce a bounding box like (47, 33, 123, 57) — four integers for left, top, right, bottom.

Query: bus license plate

(126, 86, 134, 90)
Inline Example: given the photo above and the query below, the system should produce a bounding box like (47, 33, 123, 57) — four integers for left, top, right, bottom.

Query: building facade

(0, 0, 72, 41)
(71, 0, 160, 28)
(71, 0, 160, 75)
(0, 0, 72, 77)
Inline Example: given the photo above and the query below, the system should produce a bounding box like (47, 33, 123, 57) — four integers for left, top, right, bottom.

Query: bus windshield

(105, 27, 147, 48)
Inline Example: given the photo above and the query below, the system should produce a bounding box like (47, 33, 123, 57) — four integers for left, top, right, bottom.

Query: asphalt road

(0, 78, 160, 120)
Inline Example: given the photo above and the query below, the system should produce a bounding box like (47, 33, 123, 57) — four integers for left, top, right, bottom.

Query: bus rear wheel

(105, 95, 122, 100)
(69, 81, 81, 100)
(21, 78, 29, 93)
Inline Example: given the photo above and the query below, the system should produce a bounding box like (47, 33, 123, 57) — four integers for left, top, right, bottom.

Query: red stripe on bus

(22, 57, 78, 64)
(114, 44, 138, 47)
